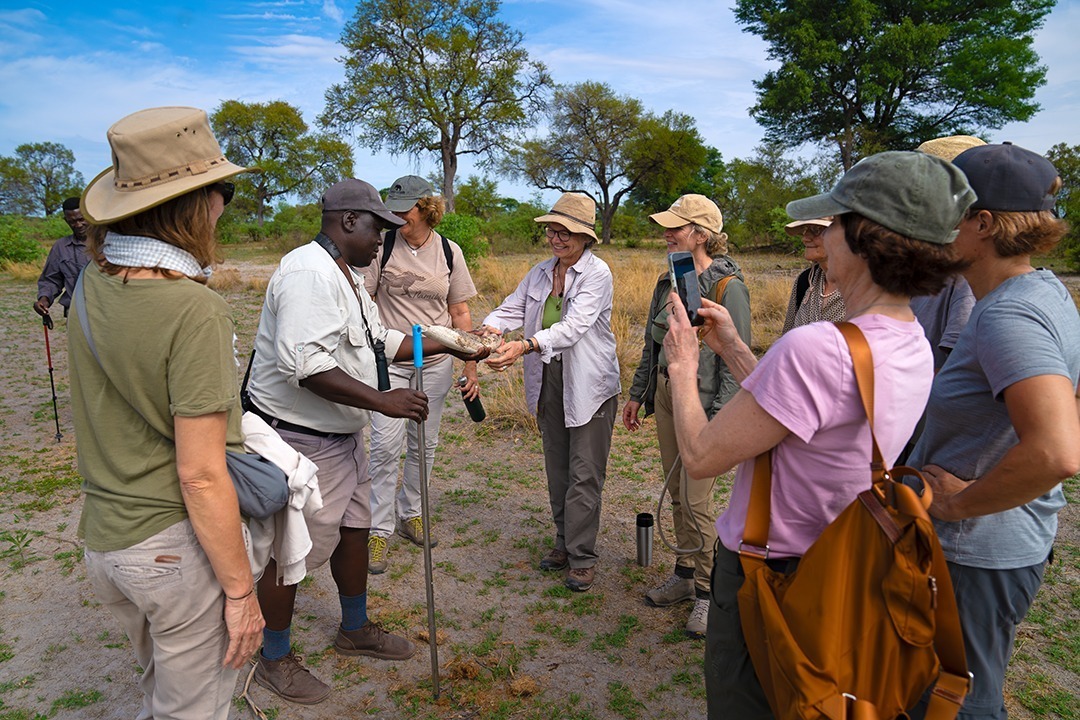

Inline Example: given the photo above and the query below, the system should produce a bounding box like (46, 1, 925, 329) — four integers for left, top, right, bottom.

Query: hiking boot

(253, 652, 331, 705)
(368, 535, 389, 575)
(538, 547, 569, 571)
(398, 516, 437, 548)
(645, 574, 695, 607)
(565, 566, 595, 592)
(686, 597, 710, 638)
(334, 622, 417, 660)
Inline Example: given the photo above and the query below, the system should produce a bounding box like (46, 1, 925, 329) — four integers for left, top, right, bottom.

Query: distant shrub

(266, 203, 321, 240)
(0, 215, 45, 263)
(24, 214, 70, 243)
(437, 213, 488, 264)
(483, 201, 546, 253)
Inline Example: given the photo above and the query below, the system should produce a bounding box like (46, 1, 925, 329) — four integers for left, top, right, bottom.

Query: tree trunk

(442, 144, 457, 214)
(601, 204, 616, 244)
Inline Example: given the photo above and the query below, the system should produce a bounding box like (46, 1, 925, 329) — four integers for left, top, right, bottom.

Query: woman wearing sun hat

(483, 192, 619, 593)
(661, 151, 974, 717)
(360, 175, 479, 574)
(623, 194, 751, 638)
(781, 216, 845, 332)
(71, 106, 262, 719)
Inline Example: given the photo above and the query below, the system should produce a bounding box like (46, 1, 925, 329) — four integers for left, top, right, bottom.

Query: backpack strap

(794, 266, 812, 311)
(713, 274, 735, 304)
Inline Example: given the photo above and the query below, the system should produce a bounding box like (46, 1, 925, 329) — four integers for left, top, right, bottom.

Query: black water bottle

(459, 376, 486, 422)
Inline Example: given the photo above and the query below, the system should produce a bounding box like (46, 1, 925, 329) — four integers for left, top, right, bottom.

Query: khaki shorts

(275, 429, 371, 570)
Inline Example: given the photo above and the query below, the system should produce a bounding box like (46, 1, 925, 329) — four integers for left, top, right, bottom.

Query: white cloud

(0, 8, 45, 26)
(322, 0, 344, 24)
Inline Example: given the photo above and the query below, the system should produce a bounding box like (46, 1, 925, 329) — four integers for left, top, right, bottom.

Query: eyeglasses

(801, 225, 825, 238)
(210, 182, 235, 206)
(545, 227, 571, 242)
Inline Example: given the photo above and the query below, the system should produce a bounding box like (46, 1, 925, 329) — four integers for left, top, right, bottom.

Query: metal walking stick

(42, 316, 63, 443)
(412, 324, 440, 698)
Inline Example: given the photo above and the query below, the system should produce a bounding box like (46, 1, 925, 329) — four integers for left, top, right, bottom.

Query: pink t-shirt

(717, 315, 933, 558)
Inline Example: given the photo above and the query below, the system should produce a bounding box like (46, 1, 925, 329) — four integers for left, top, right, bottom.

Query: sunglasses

(801, 225, 826, 238)
(210, 181, 235, 206)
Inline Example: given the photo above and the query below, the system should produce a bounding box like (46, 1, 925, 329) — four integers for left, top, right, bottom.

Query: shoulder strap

(794, 266, 812, 310)
(740, 321, 880, 556)
(441, 234, 454, 274)
(379, 228, 397, 271)
(713, 274, 735, 304)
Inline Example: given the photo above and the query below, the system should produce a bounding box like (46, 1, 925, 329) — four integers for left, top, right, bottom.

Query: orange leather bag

(737, 323, 970, 720)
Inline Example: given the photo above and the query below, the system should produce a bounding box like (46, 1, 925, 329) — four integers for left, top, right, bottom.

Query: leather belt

(248, 403, 340, 439)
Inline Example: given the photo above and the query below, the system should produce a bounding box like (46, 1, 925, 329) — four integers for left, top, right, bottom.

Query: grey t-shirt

(910, 275, 976, 371)
(910, 270, 1080, 569)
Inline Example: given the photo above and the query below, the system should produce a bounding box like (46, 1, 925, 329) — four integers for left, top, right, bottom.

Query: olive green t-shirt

(70, 268, 243, 552)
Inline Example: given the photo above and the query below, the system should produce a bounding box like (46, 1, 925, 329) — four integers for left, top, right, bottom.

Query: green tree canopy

(1046, 142, 1080, 271)
(507, 81, 707, 243)
(0, 142, 84, 216)
(735, 0, 1054, 168)
(210, 100, 353, 225)
(321, 0, 551, 212)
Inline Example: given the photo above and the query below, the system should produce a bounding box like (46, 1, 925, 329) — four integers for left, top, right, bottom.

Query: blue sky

(1, 0, 1078, 203)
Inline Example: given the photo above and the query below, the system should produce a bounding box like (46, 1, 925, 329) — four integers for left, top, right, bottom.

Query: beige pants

(654, 374, 718, 594)
(84, 519, 239, 720)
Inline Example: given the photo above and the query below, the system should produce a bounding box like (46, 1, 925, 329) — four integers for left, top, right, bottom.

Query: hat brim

(384, 196, 420, 213)
(786, 193, 850, 223)
(82, 161, 255, 224)
(784, 218, 832, 236)
(534, 213, 597, 241)
(648, 210, 691, 228)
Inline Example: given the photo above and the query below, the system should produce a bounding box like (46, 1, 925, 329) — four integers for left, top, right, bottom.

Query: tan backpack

(737, 322, 970, 720)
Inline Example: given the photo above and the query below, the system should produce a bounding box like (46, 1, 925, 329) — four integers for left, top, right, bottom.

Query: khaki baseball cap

(786, 151, 975, 245)
(322, 179, 404, 228)
(649, 194, 723, 233)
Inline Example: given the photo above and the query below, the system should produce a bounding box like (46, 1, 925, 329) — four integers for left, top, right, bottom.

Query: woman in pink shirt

(663, 151, 975, 719)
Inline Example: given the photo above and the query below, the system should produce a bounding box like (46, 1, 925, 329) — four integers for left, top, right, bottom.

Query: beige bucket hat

(534, 192, 598, 241)
(82, 106, 254, 224)
(649, 194, 723, 234)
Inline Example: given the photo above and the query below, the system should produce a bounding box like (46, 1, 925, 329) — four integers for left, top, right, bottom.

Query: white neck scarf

(102, 232, 212, 279)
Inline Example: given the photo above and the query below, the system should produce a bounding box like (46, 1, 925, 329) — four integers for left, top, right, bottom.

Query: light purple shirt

(717, 315, 933, 558)
(483, 249, 620, 427)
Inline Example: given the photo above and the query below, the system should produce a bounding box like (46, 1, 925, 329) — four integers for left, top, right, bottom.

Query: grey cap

(384, 175, 435, 213)
(786, 151, 976, 245)
(322, 178, 404, 228)
(952, 142, 1059, 212)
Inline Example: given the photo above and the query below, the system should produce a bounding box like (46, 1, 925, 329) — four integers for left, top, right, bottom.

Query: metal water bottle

(636, 513, 654, 566)
(459, 376, 486, 423)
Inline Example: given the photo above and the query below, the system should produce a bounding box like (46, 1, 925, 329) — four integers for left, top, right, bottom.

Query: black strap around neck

(313, 233, 380, 351)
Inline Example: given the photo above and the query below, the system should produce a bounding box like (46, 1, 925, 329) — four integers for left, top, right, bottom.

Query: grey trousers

(537, 358, 618, 569)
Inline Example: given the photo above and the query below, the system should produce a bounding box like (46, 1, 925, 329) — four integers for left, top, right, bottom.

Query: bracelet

(225, 585, 255, 601)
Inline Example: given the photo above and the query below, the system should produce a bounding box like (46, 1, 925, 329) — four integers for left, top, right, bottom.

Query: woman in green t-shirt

(71, 107, 263, 720)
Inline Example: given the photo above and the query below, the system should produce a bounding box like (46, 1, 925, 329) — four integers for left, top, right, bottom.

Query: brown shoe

(539, 547, 569, 571)
(334, 622, 417, 660)
(565, 566, 595, 592)
(253, 652, 331, 705)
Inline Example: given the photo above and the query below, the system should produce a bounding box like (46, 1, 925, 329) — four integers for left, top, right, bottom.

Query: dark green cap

(787, 151, 976, 244)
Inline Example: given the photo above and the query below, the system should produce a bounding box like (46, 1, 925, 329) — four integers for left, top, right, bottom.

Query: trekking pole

(42, 316, 63, 443)
(412, 324, 440, 698)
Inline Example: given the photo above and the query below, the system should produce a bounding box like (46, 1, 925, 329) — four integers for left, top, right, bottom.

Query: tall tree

(321, 0, 551, 212)
(211, 100, 354, 225)
(735, 0, 1054, 169)
(508, 82, 707, 243)
(1046, 143, 1080, 271)
(0, 142, 84, 216)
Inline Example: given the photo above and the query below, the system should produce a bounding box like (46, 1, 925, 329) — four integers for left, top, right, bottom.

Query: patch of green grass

(50, 688, 103, 713)
(1013, 671, 1079, 717)
(0, 642, 14, 663)
(591, 615, 640, 651)
(607, 681, 646, 720)
(0, 674, 35, 694)
(442, 488, 486, 507)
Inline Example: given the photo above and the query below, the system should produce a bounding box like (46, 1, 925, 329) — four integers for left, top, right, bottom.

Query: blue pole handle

(412, 324, 424, 368)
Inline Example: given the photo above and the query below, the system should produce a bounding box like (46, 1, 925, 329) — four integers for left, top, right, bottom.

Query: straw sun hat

(534, 192, 598, 241)
(81, 106, 254, 224)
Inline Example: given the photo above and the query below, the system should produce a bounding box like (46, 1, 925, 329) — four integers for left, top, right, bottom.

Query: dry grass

(1, 260, 43, 281)
(207, 266, 244, 292)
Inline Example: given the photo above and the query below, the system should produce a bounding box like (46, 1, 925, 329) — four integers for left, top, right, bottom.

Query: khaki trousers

(654, 374, 718, 593)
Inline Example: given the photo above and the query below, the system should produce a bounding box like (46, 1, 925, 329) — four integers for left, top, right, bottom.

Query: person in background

(361, 175, 479, 574)
(483, 192, 620, 593)
(33, 196, 90, 324)
(908, 143, 1080, 720)
(780, 216, 844, 332)
(663, 152, 973, 718)
(71, 106, 263, 719)
(623, 194, 751, 638)
(246, 178, 486, 704)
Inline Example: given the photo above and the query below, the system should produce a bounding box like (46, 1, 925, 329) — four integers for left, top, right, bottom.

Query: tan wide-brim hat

(784, 217, 833, 236)
(649, 194, 723, 234)
(534, 192, 598, 241)
(916, 135, 986, 162)
(82, 106, 254, 224)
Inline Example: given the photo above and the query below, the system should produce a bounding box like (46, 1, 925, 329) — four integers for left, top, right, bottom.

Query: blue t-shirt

(910, 269, 1080, 569)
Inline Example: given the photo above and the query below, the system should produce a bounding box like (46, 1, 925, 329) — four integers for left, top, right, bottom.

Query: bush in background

(437, 213, 488, 264)
(0, 215, 46, 263)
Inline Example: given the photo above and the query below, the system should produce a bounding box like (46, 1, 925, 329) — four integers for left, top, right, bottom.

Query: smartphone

(668, 251, 704, 326)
